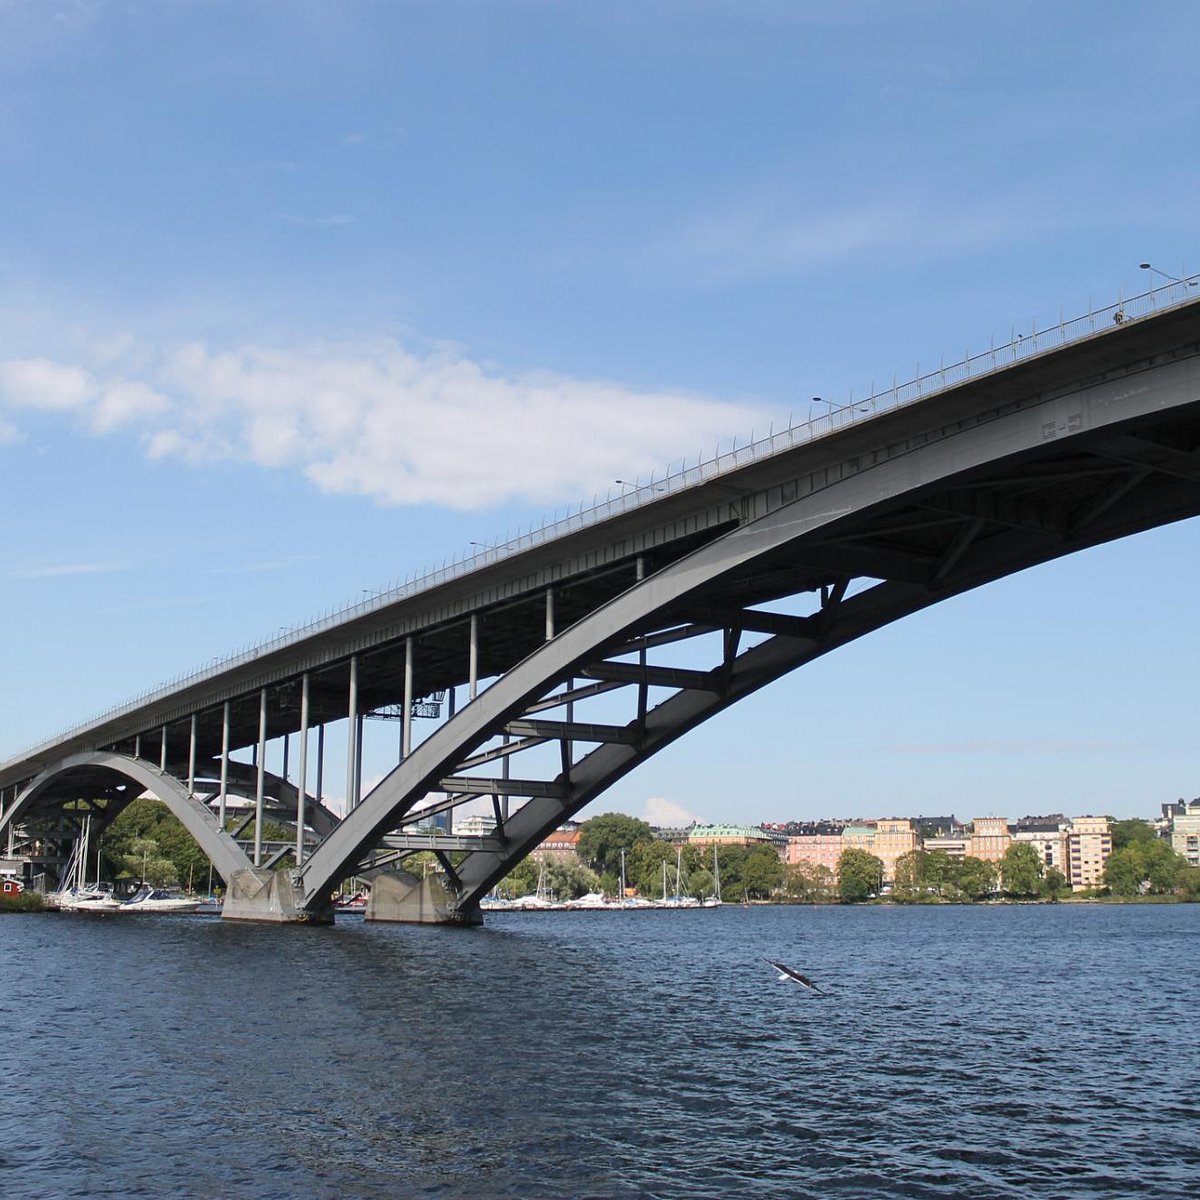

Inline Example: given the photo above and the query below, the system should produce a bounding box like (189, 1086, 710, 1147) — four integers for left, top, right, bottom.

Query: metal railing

(10, 274, 1200, 764)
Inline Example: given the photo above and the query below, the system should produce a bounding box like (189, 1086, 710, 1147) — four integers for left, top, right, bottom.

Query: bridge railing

(9, 274, 1199, 765)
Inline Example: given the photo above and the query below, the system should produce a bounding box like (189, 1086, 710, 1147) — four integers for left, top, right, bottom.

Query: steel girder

(293, 351, 1200, 916)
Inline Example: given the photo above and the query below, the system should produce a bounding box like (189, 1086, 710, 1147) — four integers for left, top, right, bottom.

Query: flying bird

(764, 958, 825, 994)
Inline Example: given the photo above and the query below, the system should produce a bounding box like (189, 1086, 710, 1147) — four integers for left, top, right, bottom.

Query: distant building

(969, 816, 1012, 862)
(873, 819, 917, 883)
(689, 824, 776, 853)
(538, 827, 582, 861)
(455, 813, 498, 837)
(1011, 816, 1069, 872)
(786, 823, 843, 873)
(920, 836, 968, 858)
(1066, 815, 1112, 891)
(1164, 799, 1200, 869)
(914, 815, 966, 840)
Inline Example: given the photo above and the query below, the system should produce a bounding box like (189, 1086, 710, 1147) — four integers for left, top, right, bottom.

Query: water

(2, 903, 1198, 1199)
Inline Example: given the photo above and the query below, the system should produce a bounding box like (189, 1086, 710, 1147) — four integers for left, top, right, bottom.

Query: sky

(2, 0, 1198, 827)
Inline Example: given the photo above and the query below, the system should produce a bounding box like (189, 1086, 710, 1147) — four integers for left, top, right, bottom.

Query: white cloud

(0, 336, 764, 512)
(641, 796, 699, 828)
(9, 561, 127, 579)
(0, 356, 92, 410)
(0, 417, 18, 444)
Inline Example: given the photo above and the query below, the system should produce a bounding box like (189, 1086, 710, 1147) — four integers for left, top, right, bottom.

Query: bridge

(4, 280, 1200, 923)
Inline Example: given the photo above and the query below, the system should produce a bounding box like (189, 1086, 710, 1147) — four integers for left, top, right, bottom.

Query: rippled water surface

(2, 903, 1198, 1198)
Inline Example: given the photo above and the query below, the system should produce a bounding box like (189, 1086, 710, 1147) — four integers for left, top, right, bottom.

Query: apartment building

(969, 816, 1012, 862)
(1164, 799, 1200, 868)
(1066, 815, 1112, 890)
(1011, 815, 1069, 872)
(873, 818, 918, 883)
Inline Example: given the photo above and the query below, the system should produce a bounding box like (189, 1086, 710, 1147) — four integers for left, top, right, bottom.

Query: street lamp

(615, 479, 665, 494)
(809, 395, 869, 421)
(1139, 262, 1197, 287)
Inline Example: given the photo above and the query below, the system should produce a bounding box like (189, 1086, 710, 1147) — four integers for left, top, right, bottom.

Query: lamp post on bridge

(1139, 262, 1197, 287)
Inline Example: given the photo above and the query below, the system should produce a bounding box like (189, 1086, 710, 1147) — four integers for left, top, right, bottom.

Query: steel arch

(1, 751, 253, 884)
(296, 353, 1200, 916)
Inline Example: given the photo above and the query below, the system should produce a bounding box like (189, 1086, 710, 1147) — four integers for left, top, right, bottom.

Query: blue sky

(2, 0, 1198, 826)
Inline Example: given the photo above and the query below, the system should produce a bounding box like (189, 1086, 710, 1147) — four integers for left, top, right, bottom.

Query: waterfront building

(914, 815, 966, 840)
(840, 823, 877, 859)
(969, 816, 1012, 862)
(1011, 815, 1069, 872)
(786, 823, 844, 873)
(920, 835, 969, 858)
(538, 826, 582, 861)
(1163, 799, 1200, 868)
(872, 818, 917, 883)
(1066, 815, 1112, 890)
(689, 824, 777, 853)
(455, 813, 498, 837)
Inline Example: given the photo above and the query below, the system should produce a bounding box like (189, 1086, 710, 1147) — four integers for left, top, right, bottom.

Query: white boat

(47, 817, 122, 912)
(119, 885, 202, 914)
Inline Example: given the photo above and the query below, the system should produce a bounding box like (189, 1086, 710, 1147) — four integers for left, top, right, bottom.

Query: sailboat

(48, 817, 122, 912)
(702, 845, 723, 907)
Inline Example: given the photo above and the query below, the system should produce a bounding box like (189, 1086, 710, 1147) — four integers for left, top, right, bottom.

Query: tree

(1040, 867, 1069, 901)
(1105, 839, 1187, 896)
(837, 849, 884, 902)
(576, 813, 654, 877)
(892, 849, 925, 891)
(1110, 819, 1158, 852)
(1000, 843, 1044, 897)
(952, 856, 997, 900)
(742, 845, 784, 899)
(782, 862, 835, 902)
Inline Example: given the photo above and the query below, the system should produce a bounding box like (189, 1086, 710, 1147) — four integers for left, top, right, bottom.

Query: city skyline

(2, 3, 1198, 825)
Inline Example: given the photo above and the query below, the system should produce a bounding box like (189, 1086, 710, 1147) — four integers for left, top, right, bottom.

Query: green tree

(1110, 819, 1158, 852)
(1104, 839, 1186, 896)
(576, 813, 654, 877)
(1040, 866, 1069, 900)
(952, 856, 998, 900)
(1000, 842, 1044, 897)
(782, 861, 835, 902)
(742, 845, 784, 899)
(837, 848, 884, 902)
(892, 849, 928, 894)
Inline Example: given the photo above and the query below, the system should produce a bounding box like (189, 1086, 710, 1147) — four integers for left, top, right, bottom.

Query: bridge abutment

(364, 869, 482, 925)
(222, 868, 334, 924)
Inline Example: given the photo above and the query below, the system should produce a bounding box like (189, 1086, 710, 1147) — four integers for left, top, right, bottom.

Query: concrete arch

(295, 354, 1200, 916)
(1, 751, 254, 885)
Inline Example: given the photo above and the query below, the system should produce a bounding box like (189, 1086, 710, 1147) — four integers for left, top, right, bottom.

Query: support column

(545, 587, 556, 640)
(316, 724, 325, 814)
(402, 636, 414, 758)
(469, 614, 479, 700)
(296, 673, 309, 866)
(160, 726, 168, 772)
(254, 687, 267, 867)
(187, 714, 197, 794)
(218, 702, 230, 832)
(135, 733, 141, 759)
(345, 654, 359, 811)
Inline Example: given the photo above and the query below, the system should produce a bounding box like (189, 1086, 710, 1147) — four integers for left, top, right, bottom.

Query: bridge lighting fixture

(1139, 262, 1197, 287)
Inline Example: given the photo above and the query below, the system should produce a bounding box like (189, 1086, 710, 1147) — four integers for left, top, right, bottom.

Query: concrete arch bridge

(4, 283, 1200, 923)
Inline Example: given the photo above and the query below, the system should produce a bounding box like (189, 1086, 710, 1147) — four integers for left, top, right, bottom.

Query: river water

(1, 902, 1197, 1199)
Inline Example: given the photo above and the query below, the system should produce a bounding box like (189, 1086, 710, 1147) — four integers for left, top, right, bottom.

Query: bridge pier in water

(221, 867, 334, 925)
(364, 869, 482, 926)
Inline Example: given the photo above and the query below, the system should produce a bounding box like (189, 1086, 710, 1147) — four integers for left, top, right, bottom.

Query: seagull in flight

(764, 958, 825, 994)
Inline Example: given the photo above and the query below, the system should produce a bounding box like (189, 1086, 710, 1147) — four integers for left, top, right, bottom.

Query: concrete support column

(296, 673, 309, 866)
(254, 687, 267, 867)
(545, 587, 556, 640)
(345, 654, 359, 811)
(402, 636, 414, 759)
(160, 726, 167, 772)
(469, 613, 479, 700)
(316, 724, 325, 814)
(188, 714, 197, 795)
(218, 702, 230, 832)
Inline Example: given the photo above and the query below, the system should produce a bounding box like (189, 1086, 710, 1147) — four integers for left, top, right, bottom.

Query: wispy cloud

(0, 337, 768, 511)
(276, 212, 357, 227)
(642, 796, 700, 827)
(203, 556, 318, 576)
(9, 560, 128, 579)
(884, 739, 1173, 755)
